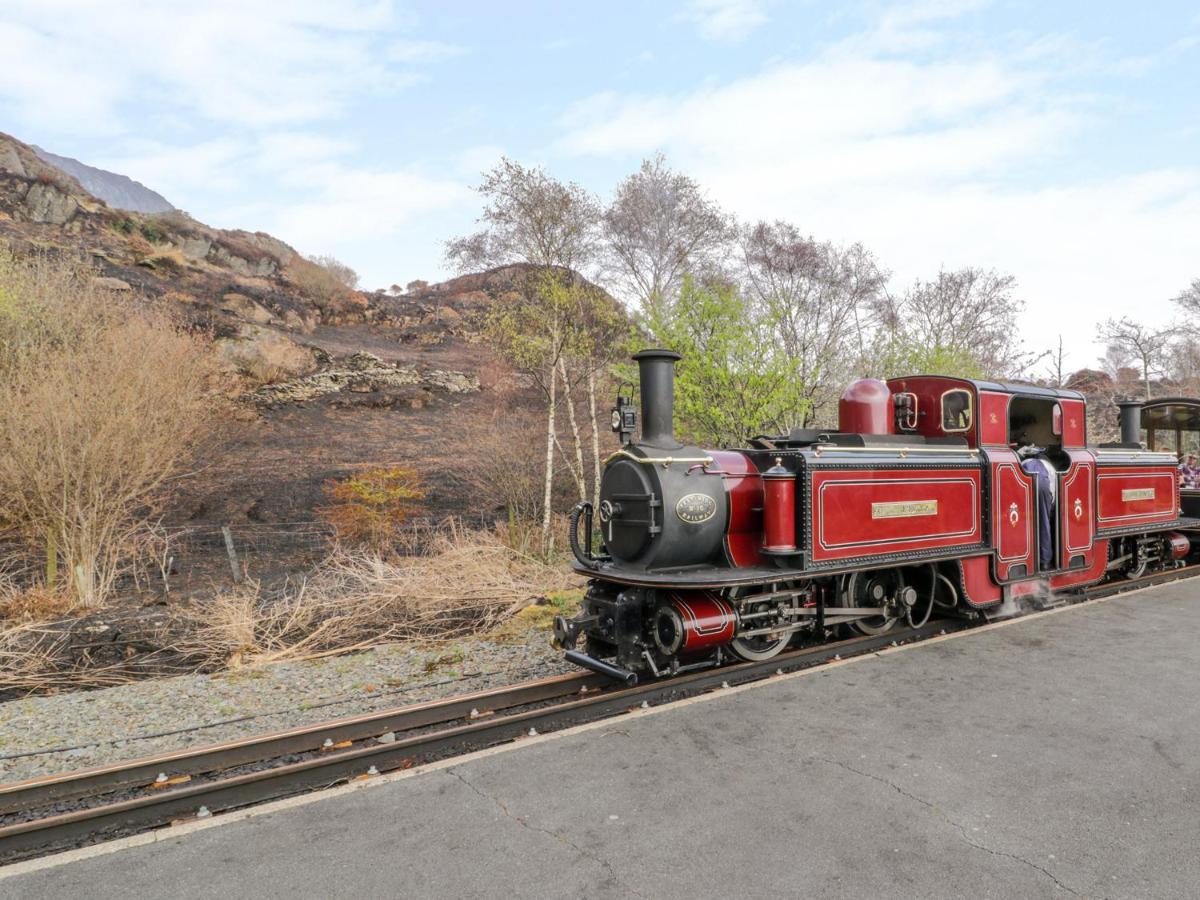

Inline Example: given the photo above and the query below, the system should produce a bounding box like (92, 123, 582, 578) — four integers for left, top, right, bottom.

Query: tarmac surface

(4, 582, 1200, 899)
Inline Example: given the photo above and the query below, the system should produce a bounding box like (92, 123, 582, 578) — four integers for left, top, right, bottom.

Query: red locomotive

(555, 349, 1198, 683)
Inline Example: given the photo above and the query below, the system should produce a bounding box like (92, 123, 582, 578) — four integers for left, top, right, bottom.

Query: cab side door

(1058, 450, 1095, 571)
(986, 447, 1036, 581)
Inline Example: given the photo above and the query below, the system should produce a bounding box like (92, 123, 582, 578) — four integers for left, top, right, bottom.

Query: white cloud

(270, 163, 470, 248)
(681, 0, 769, 43)
(387, 39, 467, 63)
(0, 0, 439, 134)
(555, 10, 1200, 370)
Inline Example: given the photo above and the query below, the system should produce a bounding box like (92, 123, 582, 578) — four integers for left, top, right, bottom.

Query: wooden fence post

(221, 526, 242, 583)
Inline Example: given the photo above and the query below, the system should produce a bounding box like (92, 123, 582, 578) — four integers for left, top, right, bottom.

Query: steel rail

(3, 564, 1198, 863)
(0, 671, 610, 816)
(0, 621, 957, 861)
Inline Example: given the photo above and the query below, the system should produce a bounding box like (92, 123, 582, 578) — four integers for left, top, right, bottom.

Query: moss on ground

(487, 589, 584, 643)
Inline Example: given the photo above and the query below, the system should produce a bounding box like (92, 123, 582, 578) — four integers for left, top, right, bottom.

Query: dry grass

(0, 245, 220, 608)
(0, 620, 179, 693)
(180, 524, 581, 670)
(288, 255, 365, 320)
(0, 585, 75, 623)
(140, 247, 188, 273)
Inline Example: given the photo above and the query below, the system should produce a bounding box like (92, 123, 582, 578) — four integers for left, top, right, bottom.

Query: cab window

(941, 389, 972, 432)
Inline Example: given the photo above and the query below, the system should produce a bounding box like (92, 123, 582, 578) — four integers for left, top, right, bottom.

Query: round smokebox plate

(676, 492, 717, 524)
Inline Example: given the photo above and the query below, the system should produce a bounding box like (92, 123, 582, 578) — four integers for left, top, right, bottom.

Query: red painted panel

(990, 449, 1034, 581)
(712, 450, 764, 567)
(1059, 399, 1087, 449)
(959, 554, 1002, 607)
(809, 468, 982, 563)
(1096, 466, 1177, 531)
(1049, 540, 1109, 590)
(979, 391, 1009, 447)
(1059, 451, 1095, 569)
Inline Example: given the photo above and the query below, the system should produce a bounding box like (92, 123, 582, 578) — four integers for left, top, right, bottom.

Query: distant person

(1180, 453, 1200, 489)
(1019, 444, 1055, 569)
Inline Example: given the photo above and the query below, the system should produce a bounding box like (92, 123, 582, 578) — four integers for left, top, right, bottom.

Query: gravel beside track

(0, 630, 569, 785)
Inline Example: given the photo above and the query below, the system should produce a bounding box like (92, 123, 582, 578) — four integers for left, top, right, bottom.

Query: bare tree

(1096, 317, 1176, 401)
(446, 158, 600, 274)
(740, 221, 887, 425)
(447, 160, 603, 549)
(1173, 278, 1200, 318)
(1045, 335, 1067, 387)
(881, 269, 1032, 376)
(602, 153, 732, 324)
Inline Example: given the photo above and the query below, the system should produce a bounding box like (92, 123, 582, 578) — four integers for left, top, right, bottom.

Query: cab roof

(893, 375, 1085, 401)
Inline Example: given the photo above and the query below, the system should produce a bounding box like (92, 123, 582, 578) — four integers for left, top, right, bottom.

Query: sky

(1, 0, 1198, 375)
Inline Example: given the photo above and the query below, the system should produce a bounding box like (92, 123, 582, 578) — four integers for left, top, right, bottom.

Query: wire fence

(0, 514, 509, 592)
(0, 522, 339, 592)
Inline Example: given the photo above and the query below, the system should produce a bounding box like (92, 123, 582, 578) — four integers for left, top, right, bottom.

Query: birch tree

(448, 160, 603, 548)
(602, 154, 732, 326)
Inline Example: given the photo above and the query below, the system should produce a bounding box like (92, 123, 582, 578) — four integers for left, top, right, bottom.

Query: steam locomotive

(554, 349, 1198, 683)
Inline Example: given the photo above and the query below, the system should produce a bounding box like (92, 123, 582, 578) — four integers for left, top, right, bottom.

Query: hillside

(0, 131, 562, 569)
(31, 145, 174, 213)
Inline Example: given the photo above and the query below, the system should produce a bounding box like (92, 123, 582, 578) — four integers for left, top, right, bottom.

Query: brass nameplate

(1122, 488, 1156, 502)
(872, 500, 938, 519)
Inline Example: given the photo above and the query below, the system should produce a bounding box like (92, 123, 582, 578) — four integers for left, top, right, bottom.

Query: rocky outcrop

(221, 292, 276, 325)
(252, 351, 479, 407)
(216, 326, 319, 383)
(23, 181, 79, 225)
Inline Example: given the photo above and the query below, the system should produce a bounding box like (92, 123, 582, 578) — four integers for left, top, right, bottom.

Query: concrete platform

(5, 583, 1200, 899)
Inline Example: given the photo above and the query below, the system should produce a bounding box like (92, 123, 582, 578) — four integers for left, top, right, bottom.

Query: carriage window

(941, 389, 973, 432)
(1052, 403, 1063, 436)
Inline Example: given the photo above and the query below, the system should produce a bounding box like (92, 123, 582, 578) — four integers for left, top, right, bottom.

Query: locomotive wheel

(728, 596, 790, 661)
(1124, 559, 1149, 580)
(729, 631, 790, 661)
(1122, 538, 1149, 579)
(842, 570, 901, 636)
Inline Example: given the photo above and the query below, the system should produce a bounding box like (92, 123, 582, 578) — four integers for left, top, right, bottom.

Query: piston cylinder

(1166, 532, 1190, 560)
(761, 457, 796, 553)
(652, 592, 736, 657)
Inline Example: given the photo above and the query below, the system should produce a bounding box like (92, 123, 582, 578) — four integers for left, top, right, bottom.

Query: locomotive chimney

(1117, 399, 1143, 446)
(633, 348, 683, 449)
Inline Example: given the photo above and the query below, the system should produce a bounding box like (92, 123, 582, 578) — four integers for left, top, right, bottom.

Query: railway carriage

(555, 349, 1200, 683)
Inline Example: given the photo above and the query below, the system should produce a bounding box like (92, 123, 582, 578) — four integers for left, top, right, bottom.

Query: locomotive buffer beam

(553, 611, 599, 650)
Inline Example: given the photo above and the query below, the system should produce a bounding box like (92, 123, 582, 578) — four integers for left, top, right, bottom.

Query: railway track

(2, 564, 1196, 864)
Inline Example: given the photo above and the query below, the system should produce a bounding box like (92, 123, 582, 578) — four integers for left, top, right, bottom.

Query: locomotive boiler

(554, 348, 1198, 683)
